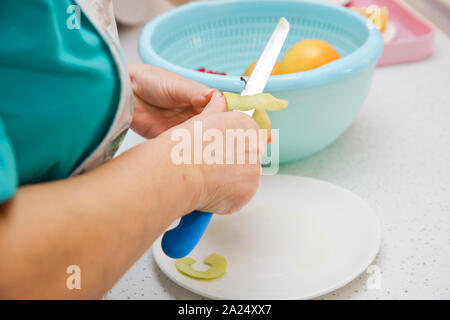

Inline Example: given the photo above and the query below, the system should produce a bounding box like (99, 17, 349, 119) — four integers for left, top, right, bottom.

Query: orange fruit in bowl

(280, 39, 340, 74)
(243, 60, 281, 76)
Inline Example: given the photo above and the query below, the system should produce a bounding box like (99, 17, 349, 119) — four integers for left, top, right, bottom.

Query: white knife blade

(239, 17, 290, 117)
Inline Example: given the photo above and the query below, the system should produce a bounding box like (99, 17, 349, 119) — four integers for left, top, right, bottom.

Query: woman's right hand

(158, 90, 263, 217)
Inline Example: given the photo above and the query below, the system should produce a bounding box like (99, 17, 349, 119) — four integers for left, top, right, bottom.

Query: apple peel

(223, 92, 288, 111)
(175, 253, 227, 280)
(223, 92, 286, 144)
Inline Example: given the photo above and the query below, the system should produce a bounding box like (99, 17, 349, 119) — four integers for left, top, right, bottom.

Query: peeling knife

(161, 17, 290, 259)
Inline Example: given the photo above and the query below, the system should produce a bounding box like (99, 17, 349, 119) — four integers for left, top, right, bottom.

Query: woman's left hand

(128, 63, 214, 139)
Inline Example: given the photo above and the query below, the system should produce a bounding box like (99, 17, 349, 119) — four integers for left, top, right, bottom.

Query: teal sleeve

(0, 0, 120, 185)
(0, 117, 18, 202)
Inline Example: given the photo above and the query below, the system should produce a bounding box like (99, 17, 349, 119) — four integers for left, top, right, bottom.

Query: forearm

(0, 138, 198, 299)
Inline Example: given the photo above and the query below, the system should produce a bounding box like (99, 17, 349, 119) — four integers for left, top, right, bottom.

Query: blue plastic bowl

(139, 0, 383, 163)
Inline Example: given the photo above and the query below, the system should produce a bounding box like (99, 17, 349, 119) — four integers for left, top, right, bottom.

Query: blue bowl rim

(138, 0, 384, 92)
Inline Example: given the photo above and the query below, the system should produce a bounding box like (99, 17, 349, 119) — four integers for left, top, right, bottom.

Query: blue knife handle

(161, 210, 213, 259)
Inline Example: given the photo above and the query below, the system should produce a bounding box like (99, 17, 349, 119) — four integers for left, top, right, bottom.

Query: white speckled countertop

(104, 3, 450, 300)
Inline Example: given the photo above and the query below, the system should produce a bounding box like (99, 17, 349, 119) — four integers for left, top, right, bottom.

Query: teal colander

(139, 0, 384, 163)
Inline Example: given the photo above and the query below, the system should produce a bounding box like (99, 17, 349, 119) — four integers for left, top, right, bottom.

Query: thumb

(202, 90, 228, 114)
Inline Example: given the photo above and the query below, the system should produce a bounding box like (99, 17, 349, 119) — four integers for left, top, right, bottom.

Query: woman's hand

(129, 64, 262, 215)
(128, 63, 214, 139)
(158, 91, 263, 216)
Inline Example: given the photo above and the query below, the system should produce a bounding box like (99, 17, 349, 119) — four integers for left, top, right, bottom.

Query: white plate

(153, 175, 381, 299)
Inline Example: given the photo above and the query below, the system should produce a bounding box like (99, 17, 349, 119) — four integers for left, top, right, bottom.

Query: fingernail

(212, 91, 223, 99)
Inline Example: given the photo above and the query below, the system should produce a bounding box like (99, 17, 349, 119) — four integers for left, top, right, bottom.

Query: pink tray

(347, 0, 434, 66)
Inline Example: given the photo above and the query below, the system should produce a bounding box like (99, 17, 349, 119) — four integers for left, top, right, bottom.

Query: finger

(165, 73, 215, 108)
(130, 64, 213, 109)
(202, 91, 228, 114)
